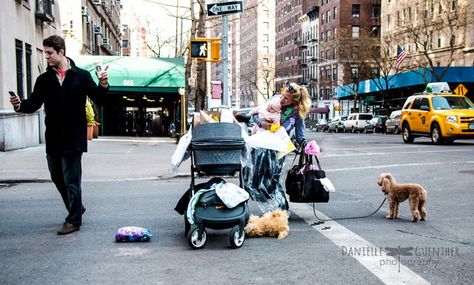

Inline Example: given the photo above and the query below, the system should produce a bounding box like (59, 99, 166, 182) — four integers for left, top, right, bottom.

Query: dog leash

(310, 197, 387, 226)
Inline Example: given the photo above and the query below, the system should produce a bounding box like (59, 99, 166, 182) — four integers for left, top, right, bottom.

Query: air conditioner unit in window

(94, 26, 102, 35)
(102, 38, 110, 45)
(92, 0, 101, 5)
(81, 6, 88, 16)
(35, 0, 55, 23)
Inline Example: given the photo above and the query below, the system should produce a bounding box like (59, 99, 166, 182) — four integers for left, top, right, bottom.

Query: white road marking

(290, 203, 431, 285)
(322, 149, 469, 158)
(325, 161, 474, 172)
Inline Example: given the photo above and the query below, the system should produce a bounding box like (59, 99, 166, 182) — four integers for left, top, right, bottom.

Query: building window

(327, 10, 330, 22)
(451, 0, 457, 10)
(352, 26, 360, 38)
(333, 7, 337, 20)
(25, 43, 32, 97)
(371, 26, 380, 37)
(372, 5, 381, 18)
(263, 33, 269, 42)
(352, 4, 360, 18)
(122, 40, 129, 48)
(15, 39, 24, 98)
(387, 15, 391, 30)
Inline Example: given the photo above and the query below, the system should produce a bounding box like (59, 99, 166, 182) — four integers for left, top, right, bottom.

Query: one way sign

(207, 1, 243, 17)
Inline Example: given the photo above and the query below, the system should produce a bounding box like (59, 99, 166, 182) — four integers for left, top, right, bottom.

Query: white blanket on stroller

(215, 182, 249, 208)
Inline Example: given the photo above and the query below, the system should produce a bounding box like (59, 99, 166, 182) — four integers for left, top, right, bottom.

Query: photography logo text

(341, 245, 460, 272)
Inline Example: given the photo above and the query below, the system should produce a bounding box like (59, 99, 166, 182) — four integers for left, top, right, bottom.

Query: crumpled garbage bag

(243, 148, 287, 213)
(115, 226, 152, 242)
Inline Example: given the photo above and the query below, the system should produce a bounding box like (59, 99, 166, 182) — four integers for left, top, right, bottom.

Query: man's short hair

(43, 35, 66, 55)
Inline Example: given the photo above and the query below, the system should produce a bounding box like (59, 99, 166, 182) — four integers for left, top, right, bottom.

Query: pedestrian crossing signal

(191, 41, 209, 59)
(190, 38, 221, 61)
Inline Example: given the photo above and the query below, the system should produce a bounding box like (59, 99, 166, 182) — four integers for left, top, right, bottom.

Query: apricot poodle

(244, 209, 289, 239)
(377, 173, 427, 222)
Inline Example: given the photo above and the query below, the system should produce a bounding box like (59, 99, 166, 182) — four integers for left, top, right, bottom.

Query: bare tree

(146, 33, 173, 58)
(366, 34, 406, 107)
(401, 0, 469, 83)
(240, 57, 276, 103)
(337, 28, 374, 112)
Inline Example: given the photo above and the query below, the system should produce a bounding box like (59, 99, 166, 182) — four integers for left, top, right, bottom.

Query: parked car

(327, 116, 347, 133)
(343, 113, 373, 133)
(315, 118, 329, 132)
(400, 82, 474, 144)
(385, 110, 402, 134)
(364, 116, 388, 133)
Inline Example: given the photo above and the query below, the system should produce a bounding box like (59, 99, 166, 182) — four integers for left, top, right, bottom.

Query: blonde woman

(245, 82, 312, 212)
(253, 82, 312, 145)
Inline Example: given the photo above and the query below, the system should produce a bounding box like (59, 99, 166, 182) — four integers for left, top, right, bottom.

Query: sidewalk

(0, 136, 190, 183)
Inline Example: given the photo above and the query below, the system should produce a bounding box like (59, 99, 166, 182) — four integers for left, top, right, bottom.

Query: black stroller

(184, 122, 249, 249)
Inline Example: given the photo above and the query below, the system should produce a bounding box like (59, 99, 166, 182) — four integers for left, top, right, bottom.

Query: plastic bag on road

(169, 127, 192, 174)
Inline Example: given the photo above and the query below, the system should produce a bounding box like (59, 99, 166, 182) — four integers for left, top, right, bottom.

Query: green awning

(74, 56, 185, 93)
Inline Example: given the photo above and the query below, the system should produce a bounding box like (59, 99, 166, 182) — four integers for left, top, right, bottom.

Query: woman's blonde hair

(283, 82, 312, 118)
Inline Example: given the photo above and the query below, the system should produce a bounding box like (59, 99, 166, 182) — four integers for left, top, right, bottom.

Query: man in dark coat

(10, 35, 109, 235)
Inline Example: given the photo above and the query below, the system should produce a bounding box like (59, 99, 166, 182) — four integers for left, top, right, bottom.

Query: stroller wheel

(229, 225, 245, 249)
(187, 226, 207, 249)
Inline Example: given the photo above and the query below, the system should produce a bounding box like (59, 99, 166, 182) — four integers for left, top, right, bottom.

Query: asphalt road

(0, 132, 472, 284)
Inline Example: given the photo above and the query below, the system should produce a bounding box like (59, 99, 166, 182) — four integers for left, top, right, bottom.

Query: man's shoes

(57, 223, 80, 235)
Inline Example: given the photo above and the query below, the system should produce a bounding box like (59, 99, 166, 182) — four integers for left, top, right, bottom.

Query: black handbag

(285, 150, 329, 203)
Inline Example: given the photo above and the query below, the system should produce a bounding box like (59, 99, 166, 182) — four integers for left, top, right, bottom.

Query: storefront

(335, 67, 474, 116)
(75, 56, 185, 136)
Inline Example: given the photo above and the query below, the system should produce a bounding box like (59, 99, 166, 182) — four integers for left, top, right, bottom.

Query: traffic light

(190, 40, 209, 59)
(190, 38, 222, 61)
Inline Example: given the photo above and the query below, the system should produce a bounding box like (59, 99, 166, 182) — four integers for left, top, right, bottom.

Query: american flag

(395, 45, 407, 69)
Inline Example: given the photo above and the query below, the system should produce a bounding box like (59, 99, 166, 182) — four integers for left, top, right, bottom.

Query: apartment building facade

(319, 0, 381, 104)
(238, 0, 276, 108)
(59, 0, 122, 57)
(1, 0, 61, 151)
(381, 0, 473, 69)
(275, 0, 318, 90)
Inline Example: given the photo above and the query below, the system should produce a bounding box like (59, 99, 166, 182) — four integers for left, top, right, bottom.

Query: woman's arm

(252, 113, 272, 130)
(294, 117, 306, 144)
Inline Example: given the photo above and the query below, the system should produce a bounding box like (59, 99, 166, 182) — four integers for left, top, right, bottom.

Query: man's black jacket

(17, 58, 108, 155)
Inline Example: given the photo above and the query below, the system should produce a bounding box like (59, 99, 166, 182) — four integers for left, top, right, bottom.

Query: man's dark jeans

(47, 152, 83, 226)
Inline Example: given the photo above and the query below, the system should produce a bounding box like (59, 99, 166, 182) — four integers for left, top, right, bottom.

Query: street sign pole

(222, 14, 229, 106)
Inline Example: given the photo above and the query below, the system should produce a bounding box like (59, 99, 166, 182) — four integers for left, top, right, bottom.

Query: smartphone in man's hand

(9, 91, 16, 97)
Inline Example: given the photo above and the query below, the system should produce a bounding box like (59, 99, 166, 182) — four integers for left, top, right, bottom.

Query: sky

(122, 0, 193, 57)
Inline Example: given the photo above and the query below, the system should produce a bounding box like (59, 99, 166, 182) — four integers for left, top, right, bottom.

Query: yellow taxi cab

(400, 82, 474, 144)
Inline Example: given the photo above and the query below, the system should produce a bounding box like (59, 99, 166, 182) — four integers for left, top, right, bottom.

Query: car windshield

(432, 96, 474, 110)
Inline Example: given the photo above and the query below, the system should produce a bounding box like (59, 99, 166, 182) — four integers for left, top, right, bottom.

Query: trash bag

(243, 148, 287, 213)
(115, 226, 152, 242)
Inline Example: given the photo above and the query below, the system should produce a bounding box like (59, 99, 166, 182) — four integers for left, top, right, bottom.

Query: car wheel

(430, 123, 444, 145)
(402, 123, 414, 143)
